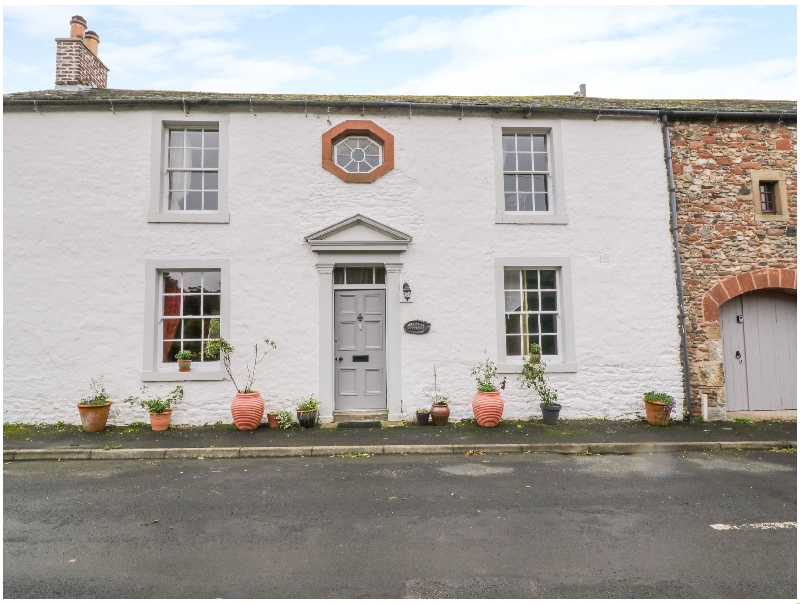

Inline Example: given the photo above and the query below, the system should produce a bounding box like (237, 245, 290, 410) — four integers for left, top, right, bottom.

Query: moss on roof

(3, 88, 796, 114)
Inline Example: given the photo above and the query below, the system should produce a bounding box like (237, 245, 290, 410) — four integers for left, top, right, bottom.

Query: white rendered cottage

(3, 19, 688, 425)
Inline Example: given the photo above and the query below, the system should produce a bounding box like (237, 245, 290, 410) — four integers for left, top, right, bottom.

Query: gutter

(661, 113, 693, 422)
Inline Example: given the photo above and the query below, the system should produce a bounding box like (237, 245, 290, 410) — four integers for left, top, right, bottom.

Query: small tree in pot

(76, 376, 113, 432)
(125, 386, 184, 431)
(470, 357, 505, 427)
(520, 356, 561, 425)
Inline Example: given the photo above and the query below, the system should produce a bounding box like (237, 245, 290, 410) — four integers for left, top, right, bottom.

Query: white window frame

(495, 257, 578, 373)
(493, 120, 568, 225)
(333, 136, 384, 174)
(142, 259, 230, 381)
(148, 112, 230, 224)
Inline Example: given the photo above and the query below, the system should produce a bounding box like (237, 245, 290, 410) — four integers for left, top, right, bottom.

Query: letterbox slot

(353, 355, 369, 362)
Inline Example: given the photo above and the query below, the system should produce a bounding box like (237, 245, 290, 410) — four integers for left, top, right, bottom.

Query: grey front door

(721, 291, 797, 411)
(334, 290, 387, 411)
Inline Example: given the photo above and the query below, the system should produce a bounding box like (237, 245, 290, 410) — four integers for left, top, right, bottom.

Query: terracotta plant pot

(177, 360, 192, 372)
(530, 353, 541, 364)
(149, 410, 173, 431)
(472, 390, 504, 427)
(231, 391, 264, 430)
(430, 404, 450, 426)
(416, 411, 430, 426)
(644, 399, 670, 427)
(541, 404, 562, 425)
(266, 412, 280, 429)
(297, 409, 318, 429)
(76, 402, 112, 432)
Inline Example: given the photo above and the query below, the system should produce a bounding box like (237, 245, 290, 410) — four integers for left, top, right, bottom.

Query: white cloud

(309, 45, 366, 67)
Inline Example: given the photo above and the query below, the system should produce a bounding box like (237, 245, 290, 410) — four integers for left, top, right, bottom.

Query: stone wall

(669, 120, 797, 418)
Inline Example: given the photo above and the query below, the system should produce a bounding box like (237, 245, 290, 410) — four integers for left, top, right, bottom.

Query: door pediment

(305, 214, 412, 252)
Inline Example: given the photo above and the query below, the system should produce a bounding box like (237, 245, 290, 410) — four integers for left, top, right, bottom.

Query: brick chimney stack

(55, 15, 109, 89)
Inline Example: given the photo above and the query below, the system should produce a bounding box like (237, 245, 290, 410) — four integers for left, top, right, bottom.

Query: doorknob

(337, 357, 343, 361)
(735, 350, 743, 364)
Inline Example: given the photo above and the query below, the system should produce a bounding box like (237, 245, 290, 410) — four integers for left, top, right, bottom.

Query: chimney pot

(84, 30, 99, 55)
(69, 15, 87, 39)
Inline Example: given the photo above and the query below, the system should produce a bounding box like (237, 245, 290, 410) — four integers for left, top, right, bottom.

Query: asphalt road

(4, 450, 797, 598)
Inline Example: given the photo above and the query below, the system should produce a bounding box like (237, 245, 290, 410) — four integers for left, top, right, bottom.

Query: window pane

(169, 130, 184, 147)
(375, 267, 386, 284)
(505, 193, 517, 212)
(202, 319, 214, 338)
(184, 318, 202, 339)
(519, 192, 533, 212)
(526, 336, 540, 355)
(204, 191, 219, 211)
(163, 272, 181, 293)
(203, 272, 221, 293)
(505, 313, 520, 334)
(183, 340, 202, 360)
(183, 272, 202, 293)
(502, 135, 515, 152)
(503, 152, 516, 172)
(204, 172, 219, 190)
(164, 340, 182, 363)
(523, 270, 538, 290)
(533, 174, 547, 192)
(532, 135, 547, 152)
(533, 153, 548, 172)
(169, 171, 186, 190)
(183, 295, 202, 315)
(516, 135, 532, 152)
(522, 314, 539, 334)
(204, 149, 219, 169)
(163, 320, 181, 339)
(535, 193, 548, 212)
(204, 131, 219, 148)
(541, 335, 558, 355)
(168, 192, 184, 210)
(523, 291, 538, 311)
(188, 172, 203, 189)
(186, 131, 203, 147)
(540, 291, 556, 311)
(517, 174, 532, 192)
(503, 174, 517, 193)
(504, 269, 520, 290)
(163, 296, 181, 316)
(203, 295, 221, 316)
(186, 191, 202, 210)
(504, 291, 522, 312)
(345, 267, 373, 284)
(540, 270, 557, 289)
(540, 313, 557, 333)
(168, 148, 184, 168)
(189, 149, 203, 168)
(506, 335, 521, 357)
(333, 267, 345, 284)
(517, 153, 532, 172)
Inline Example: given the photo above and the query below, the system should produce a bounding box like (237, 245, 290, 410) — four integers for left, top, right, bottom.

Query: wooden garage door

(720, 291, 797, 411)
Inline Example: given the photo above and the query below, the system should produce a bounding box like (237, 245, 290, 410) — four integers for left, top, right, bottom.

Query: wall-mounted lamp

(402, 282, 411, 301)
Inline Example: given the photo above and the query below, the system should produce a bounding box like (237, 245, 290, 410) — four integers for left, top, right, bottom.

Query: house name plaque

(403, 320, 431, 335)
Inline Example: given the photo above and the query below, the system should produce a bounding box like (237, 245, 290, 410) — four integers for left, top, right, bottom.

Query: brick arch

(702, 268, 797, 322)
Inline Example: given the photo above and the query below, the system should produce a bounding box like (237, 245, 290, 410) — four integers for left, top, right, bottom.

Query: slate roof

(3, 89, 796, 116)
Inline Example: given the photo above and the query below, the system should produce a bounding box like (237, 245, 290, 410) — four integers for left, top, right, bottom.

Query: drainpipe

(661, 113, 692, 421)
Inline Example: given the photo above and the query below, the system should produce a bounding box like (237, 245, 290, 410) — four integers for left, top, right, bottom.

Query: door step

(337, 421, 382, 429)
(333, 411, 388, 423)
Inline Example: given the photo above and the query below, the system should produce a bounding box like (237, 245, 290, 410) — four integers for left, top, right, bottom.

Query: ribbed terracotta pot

(177, 360, 192, 372)
(231, 391, 264, 430)
(149, 410, 173, 431)
(644, 399, 670, 427)
(430, 404, 450, 426)
(266, 412, 279, 428)
(76, 402, 112, 432)
(472, 390, 504, 427)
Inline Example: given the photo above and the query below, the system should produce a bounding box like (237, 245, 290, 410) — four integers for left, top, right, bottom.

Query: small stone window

(750, 170, 789, 222)
(334, 136, 383, 174)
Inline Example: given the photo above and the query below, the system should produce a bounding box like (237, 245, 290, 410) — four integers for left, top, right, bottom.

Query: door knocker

(357, 313, 363, 330)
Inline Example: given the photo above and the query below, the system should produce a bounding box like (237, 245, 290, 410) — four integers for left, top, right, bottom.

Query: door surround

(305, 215, 412, 423)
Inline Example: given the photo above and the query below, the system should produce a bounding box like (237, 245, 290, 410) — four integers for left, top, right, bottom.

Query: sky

(3, 4, 797, 99)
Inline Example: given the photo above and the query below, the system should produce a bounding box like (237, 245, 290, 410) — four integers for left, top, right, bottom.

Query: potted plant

(296, 395, 320, 428)
(76, 376, 113, 432)
(416, 407, 430, 426)
(643, 391, 674, 427)
(470, 357, 505, 427)
(125, 386, 184, 431)
(520, 355, 561, 425)
(275, 410, 294, 429)
(528, 342, 542, 364)
(175, 349, 195, 372)
(425, 366, 451, 426)
(266, 411, 280, 428)
(205, 332, 277, 431)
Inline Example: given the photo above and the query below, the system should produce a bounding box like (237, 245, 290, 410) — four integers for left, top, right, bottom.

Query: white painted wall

(3, 108, 683, 425)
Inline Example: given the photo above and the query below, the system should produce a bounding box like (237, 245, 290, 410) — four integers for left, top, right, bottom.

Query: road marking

(710, 522, 797, 531)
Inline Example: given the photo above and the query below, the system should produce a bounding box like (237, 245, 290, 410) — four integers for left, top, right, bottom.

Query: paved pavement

(4, 450, 796, 598)
(4, 418, 797, 452)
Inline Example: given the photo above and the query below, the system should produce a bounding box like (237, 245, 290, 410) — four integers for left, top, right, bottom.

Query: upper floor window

(749, 170, 789, 223)
(166, 128, 219, 212)
(503, 133, 550, 213)
(334, 136, 383, 174)
(759, 182, 777, 213)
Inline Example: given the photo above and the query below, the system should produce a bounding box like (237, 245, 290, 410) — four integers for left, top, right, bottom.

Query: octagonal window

(334, 136, 383, 174)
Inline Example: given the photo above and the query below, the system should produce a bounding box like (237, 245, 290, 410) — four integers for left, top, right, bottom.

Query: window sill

(140, 370, 227, 382)
(495, 214, 569, 225)
(497, 362, 578, 374)
(147, 212, 230, 224)
(754, 213, 789, 222)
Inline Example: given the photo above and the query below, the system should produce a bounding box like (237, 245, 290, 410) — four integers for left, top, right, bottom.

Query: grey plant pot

(541, 404, 562, 425)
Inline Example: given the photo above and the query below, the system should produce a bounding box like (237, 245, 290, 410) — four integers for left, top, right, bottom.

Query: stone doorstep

(3, 441, 796, 462)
